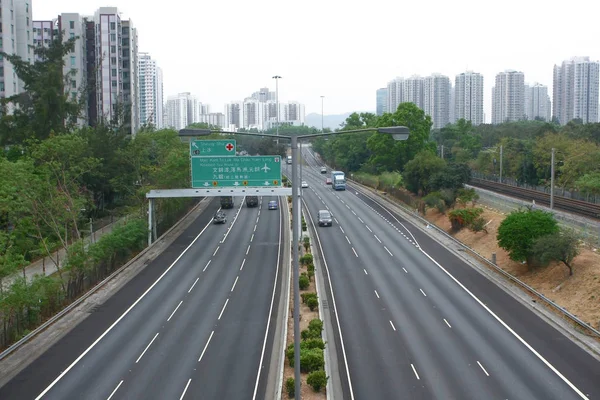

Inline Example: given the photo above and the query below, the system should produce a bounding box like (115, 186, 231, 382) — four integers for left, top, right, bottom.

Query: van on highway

(220, 196, 234, 209)
(246, 196, 259, 207)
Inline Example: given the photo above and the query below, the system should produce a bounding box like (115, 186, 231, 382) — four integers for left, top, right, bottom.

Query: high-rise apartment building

(1, 0, 33, 103)
(199, 112, 225, 128)
(454, 71, 484, 125)
(492, 70, 525, 124)
(403, 76, 424, 109)
(165, 92, 201, 130)
(376, 87, 387, 115)
(386, 77, 404, 114)
(424, 74, 451, 129)
(553, 57, 599, 124)
(138, 52, 163, 128)
(525, 83, 551, 121)
(32, 20, 55, 61)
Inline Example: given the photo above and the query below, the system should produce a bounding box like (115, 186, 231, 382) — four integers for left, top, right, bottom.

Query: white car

(301, 181, 308, 188)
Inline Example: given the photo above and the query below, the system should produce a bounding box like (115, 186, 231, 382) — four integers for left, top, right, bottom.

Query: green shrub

(307, 296, 318, 311)
(303, 236, 310, 251)
(301, 327, 321, 340)
(303, 338, 325, 350)
(307, 269, 314, 281)
(308, 318, 323, 332)
(379, 171, 403, 189)
(299, 275, 310, 290)
(306, 262, 315, 272)
(300, 253, 313, 265)
(286, 377, 295, 398)
(300, 348, 324, 373)
(301, 292, 317, 304)
(456, 188, 479, 206)
(447, 208, 483, 231)
(307, 370, 328, 392)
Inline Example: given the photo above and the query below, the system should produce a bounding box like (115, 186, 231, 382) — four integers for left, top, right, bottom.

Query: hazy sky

(34, 0, 599, 122)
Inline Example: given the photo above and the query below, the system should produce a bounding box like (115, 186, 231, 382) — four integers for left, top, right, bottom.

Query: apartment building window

(26, 3, 28, 13)
(110, 33, 116, 42)
(0, 23, 2, 33)
(110, 57, 116, 64)
(0, 82, 4, 92)
(11, 25, 14, 34)
(70, 32, 75, 39)
(110, 22, 116, 30)
(0, 67, 3, 75)
(26, 17, 29, 26)
(27, 31, 29, 40)
(110, 45, 116, 53)
(70, 56, 75, 67)
(70, 21, 74, 29)
(111, 68, 116, 77)
(43, 27, 48, 34)
(71, 80, 76, 88)
(112, 80, 117, 87)
(71, 92, 77, 100)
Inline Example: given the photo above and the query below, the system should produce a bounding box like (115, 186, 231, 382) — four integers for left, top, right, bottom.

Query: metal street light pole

(550, 147, 555, 209)
(321, 95, 325, 133)
(273, 75, 282, 144)
(178, 125, 410, 399)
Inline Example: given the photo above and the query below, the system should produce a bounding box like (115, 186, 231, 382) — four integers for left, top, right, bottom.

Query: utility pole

(321, 95, 325, 133)
(550, 147, 555, 209)
(499, 145, 503, 183)
(273, 75, 282, 144)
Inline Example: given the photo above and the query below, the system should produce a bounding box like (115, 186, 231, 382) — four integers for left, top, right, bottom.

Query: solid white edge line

(198, 330, 215, 362)
(252, 197, 283, 400)
(231, 276, 239, 292)
(35, 216, 214, 400)
(419, 250, 587, 398)
(411, 364, 420, 380)
(213, 246, 219, 256)
(203, 260, 212, 272)
(384, 246, 393, 256)
(188, 277, 200, 293)
(374, 290, 380, 299)
(218, 299, 229, 320)
(167, 300, 183, 322)
(420, 289, 427, 297)
(352, 248, 358, 257)
(240, 258, 246, 271)
(444, 318, 452, 328)
(135, 332, 159, 363)
(477, 361, 490, 377)
(106, 380, 123, 400)
(389, 320, 396, 331)
(303, 199, 356, 400)
(179, 378, 192, 400)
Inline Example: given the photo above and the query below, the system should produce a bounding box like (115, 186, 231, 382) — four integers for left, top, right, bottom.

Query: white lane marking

(334, 218, 339, 224)
(188, 278, 199, 293)
(402, 267, 408, 273)
(252, 198, 283, 400)
(231, 276, 239, 292)
(363, 269, 368, 275)
(411, 364, 420, 380)
(477, 361, 490, 377)
(213, 246, 219, 256)
(358, 217, 364, 223)
(179, 378, 192, 400)
(218, 299, 229, 320)
(374, 235, 382, 243)
(246, 245, 251, 255)
(340, 226, 345, 234)
(256, 217, 259, 224)
(366, 226, 372, 233)
(135, 332, 159, 363)
(167, 301, 183, 322)
(240, 258, 246, 271)
(221, 202, 244, 243)
(340, 199, 345, 204)
(390, 320, 396, 331)
(444, 319, 452, 328)
(254, 225, 257, 232)
(419, 250, 588, 398)
(351, 210, 356, 216)
(384, 246, 393, 256)
(345, 236, 351, 244)
(420, 289, 427, 297)
(352, 248, 358, 257)
(106, 380, 124, 400)
(374, 290, 380, 299)
(250, 233, 254, 242)
(198, 331, 215, 362)
(203, 260, 212, 272)
(346, 205, 350, 209)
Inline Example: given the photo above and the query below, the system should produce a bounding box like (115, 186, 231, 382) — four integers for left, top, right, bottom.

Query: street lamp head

(272, 75, 282, 79)
(178, 128, 212, 137)
(377, 126, 410, 141)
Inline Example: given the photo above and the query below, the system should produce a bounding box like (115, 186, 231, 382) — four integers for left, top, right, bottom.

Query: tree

(497, 209, 559, 265)
(402, 150, 446, 195)
(575, 172, 600, 196)
(531, 229, 580, 275)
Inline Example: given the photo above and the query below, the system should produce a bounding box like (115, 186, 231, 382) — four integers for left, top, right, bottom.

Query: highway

(0, 196, 284, 400)
(295, 146, 600, 400)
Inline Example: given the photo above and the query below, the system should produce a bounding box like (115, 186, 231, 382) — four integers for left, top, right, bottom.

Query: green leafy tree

(497, 209, 559, 265)
(402, 150, 446, 195)
(575, 172, 600, 196)
(531, 229, 580, 275)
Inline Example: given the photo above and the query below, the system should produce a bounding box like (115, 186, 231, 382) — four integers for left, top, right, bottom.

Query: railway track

(470, 178, 600, 220)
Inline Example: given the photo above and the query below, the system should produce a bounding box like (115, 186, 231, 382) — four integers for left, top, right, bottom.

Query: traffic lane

(302, 189, 431, 399)
(0, 199, 220, 400)
(187, 197, 282, 399)
(327, 202, 497, 399)
(346, 185, 600, 398)
(37, 200, 254, 399)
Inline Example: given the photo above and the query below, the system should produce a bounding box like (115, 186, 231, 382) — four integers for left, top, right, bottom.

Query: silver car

(317, 210, 332, 227)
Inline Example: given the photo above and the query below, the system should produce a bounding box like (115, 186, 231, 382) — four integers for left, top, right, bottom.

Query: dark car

(268, 200, 278, 210)
(220, 196, 234, 209)
(246, 196, 259, 207)
(213, 211, 227, 224)
(317, 210, 332, 226)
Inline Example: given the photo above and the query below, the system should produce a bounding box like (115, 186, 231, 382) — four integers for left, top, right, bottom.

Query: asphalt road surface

(293, 146, 599, 400)
(0, 196, 284, 400)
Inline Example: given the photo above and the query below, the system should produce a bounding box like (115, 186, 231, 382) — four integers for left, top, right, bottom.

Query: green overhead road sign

(190, 139, 236, 157)
(191, 155, 282, 188)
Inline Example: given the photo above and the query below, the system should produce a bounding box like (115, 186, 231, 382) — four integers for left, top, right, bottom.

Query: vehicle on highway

(320, 166, 327, 174)
(268, 200, 278, 210)
(301, 181, 308, 188)
(246, 196, 259, 207)
(325, 177, 332, 185)
(286, 155, 292, 164)
(317, 210, 333, 226)
(220, 196, 234, 209)
(331, 171, 346, 190)
(213, 211, 227, 224)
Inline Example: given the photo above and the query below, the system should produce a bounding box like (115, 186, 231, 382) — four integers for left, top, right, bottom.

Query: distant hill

(305, 112, 372, 130)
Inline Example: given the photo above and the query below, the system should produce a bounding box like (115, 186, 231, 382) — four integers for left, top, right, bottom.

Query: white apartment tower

(165, 92, 201, 130)
(1, 0, 33, 102)
(454, 71, 484, 125)
(424, 74, 451, 129)
(138, 52, 163, 128)
(553, 57, 599, 124)
(492, 70, 525, 124)
(403, 76, 425, 109)
(386, 78, 404, 114)
(525, 83, 551, 121)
